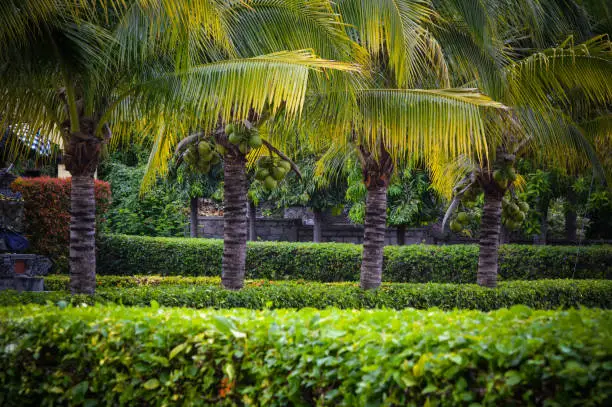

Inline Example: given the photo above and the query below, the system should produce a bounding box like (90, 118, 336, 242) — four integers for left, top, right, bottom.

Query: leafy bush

(0, 305, 610, 406)
(98, 157, 188, 237)
(11, 177, 111, 270)
(4, 278, 612, 310)
(98, 235, 612, 282)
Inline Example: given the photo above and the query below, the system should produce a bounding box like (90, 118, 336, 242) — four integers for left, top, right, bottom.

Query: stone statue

(0, 165, 52, 291)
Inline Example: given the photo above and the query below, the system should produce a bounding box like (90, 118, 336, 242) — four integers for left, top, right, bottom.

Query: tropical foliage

(0, 0, 357, 293)
(0, 305, 610, 405)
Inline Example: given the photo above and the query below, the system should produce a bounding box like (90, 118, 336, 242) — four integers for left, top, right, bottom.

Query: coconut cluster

(255, 156, 291, 190)
(502, 196, 529, 231)
(492, 166, 517, 190)
(183, 140, 223, 174)
(225, 123, 262, 154)
(450, 211, 473, 233)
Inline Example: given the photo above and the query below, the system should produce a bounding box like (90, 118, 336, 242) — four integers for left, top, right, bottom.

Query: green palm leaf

(117, 50, 358, 191)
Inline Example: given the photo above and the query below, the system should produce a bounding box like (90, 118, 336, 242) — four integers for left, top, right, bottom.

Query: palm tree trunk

(221, 154, 248, 290)
(396, 225, 406, 245)
(360, 183, 388, 289)
(248, 200, 256, 241)
(190, 197, 199, 238)
(477, 186, 504, 288)
(313, 209, 323, 243)
(69, 175, 96, 295)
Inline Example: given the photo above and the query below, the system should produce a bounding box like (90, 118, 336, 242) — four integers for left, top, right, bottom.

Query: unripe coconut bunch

(183, 140, 222, 174)
(492, 165, 517, 190)
(449, 210, 474, 233)
(460, 185, 482, 209)
(254, 156, 291, 191)
(502, 195, 529, 231)
(225, 123, 262, 154)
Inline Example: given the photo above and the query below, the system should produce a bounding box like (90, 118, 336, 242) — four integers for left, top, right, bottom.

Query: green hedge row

(1, 305, 610, 406)
(4, 279, 611, 310)
(97, 235, 612, 282)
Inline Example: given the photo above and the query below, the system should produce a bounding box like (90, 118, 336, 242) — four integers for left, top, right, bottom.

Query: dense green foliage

(0, 305, 610, 406)
(98, 149, 189, 237)
(10, 177, 111, 269)
(2, 278, 610, 310)
(346, 164, 441, 228)
(97, 235, 612, 282)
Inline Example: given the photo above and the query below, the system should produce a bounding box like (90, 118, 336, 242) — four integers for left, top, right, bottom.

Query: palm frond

(507, 36, 612, 109)
(112, 0, 234, 70)
(515, 107, 606, 181)
(581, 113, 612, 183)
(335, 0, 446, 87)
(314, 142, 356, 187)
(427, 153, 476, 199)
(115, 50, 358, 191)
(354, 88, 504, 163)
(225, 0, 362, 62)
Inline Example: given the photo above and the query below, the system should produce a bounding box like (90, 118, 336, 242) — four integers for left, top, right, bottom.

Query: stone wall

(196, 216, 434, 245)
(194, 215, 611, 245)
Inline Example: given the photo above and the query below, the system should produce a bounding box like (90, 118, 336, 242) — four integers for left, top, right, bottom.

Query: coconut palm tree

(434, 0, 612, 287)
(0, 0, 355, 293)
(281, 0, 505, 289)
(134, 0, 360, 290)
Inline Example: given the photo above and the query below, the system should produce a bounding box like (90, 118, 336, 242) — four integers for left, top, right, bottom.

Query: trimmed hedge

(3, 278, 612, 310)
(0, 305, 611, 406)
(98, 234, 612, 282)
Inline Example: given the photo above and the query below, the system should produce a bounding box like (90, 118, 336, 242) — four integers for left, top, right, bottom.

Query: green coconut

(255, 168, 269, 181)
(248, 134, 263, 148)
(506, 167, 517, 182)
(278, 160, 291, 171)
(456, 212, 469, 224)
(263, 175, 277, 190)
(228, 133, 241, 145)
(450, 220, 462, 233)
(271, 166, 286, 181)
(198, 141, 211, 155)
(225, 123, 235, 134)
(493, 170, 505, 183)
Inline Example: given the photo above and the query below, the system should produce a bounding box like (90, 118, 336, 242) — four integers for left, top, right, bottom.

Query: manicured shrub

(0, 305, 610, 406)
(98, 234, 612, 282)
(5, 278, 612, 310)
(11, 177, 111, 270)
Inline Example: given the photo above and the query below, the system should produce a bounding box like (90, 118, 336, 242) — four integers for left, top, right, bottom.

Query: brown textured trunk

(221, 153, 248, 290)
(360, 182, 388, 289)
(190, 197, 199, 238)
(248, 200, 257, 241)
(565, 190, 577, 242)
(396, 225, 406, 245)
(63, 115, 106, 295)
(313, 209, 323, 243)
(69, 175, 96, 295)
(477, 184, 504, 288)
(358, 143, 393, 290)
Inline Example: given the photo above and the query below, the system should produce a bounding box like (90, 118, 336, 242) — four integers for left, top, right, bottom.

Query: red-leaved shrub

(11, 177, 111, 272)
